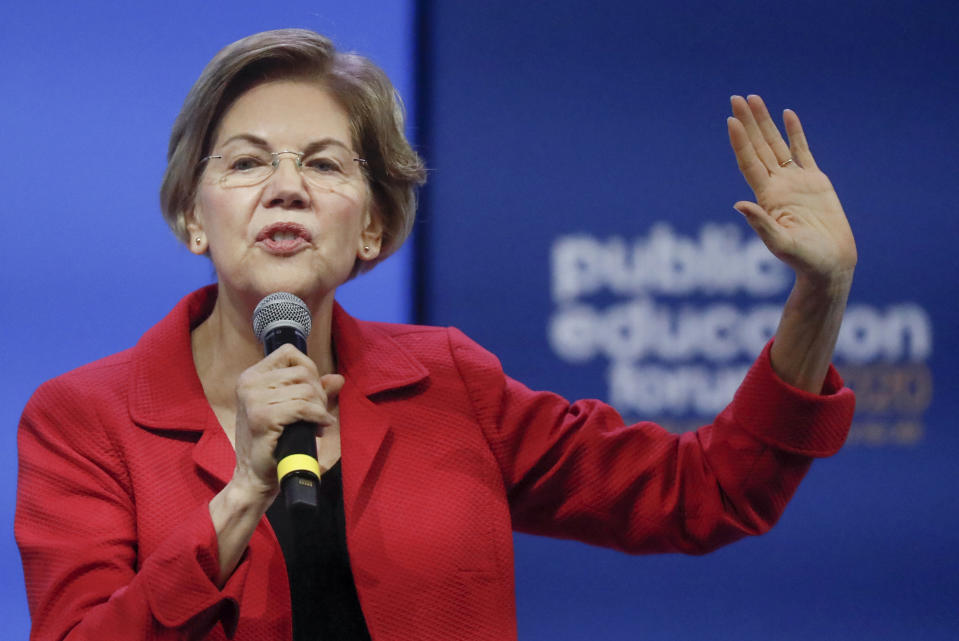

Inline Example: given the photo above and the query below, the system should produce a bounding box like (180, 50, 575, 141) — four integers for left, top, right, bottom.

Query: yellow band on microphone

(276, 454, 321, 482)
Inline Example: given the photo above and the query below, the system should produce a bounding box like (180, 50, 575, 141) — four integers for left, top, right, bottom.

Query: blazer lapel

(338, 381, 391, 518)
(127, 290, 431, 506)
(331, 303, 429, 524)
(190, 413, 237, 488)
(128, 286, 234, 488)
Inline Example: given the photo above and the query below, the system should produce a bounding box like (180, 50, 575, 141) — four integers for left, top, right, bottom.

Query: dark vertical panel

(413, 0, 434, 325)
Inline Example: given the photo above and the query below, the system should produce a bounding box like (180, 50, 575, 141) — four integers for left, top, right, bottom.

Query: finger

(289, 398, 339, 427)
(733, 200, 787, 254)
(263, 364, 321, 387)
(319, 374, 345, 413)
(260, 343, 317, 371)
(747, 95, 793, 167)
(730, 95, 778, 170)
(728, 117, 769, 191)
(239, 369, 319, 407)
(239, 367, 329, 413)
(783, 109, 818, 170)
(265, 383, 325, 406)
(733, 200, 770, 226)
(320, 374, 345, 398)
(262, 395, 337, 429)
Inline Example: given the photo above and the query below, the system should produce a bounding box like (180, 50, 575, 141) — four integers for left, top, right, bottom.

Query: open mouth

(255, 222, 311, 253)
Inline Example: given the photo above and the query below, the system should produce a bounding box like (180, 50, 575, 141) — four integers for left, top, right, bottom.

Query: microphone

(253, 292, 319, 512)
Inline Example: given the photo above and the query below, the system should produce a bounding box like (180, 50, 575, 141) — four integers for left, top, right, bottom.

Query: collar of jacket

(126, 284, 430, 490)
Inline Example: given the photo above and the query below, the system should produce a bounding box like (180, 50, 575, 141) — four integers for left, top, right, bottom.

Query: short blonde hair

(160, 29, 426, 272)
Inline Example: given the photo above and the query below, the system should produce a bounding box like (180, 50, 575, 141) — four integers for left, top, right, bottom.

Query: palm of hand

(729, 95, 857, 285)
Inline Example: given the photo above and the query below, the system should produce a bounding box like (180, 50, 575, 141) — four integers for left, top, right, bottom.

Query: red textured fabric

(16, 285, 855, 640)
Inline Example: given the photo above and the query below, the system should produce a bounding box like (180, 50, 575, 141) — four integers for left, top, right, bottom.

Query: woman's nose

(262, 156, 310, 209)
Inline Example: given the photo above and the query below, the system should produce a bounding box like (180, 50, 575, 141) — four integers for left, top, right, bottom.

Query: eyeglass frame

(198, 149, 369, 188)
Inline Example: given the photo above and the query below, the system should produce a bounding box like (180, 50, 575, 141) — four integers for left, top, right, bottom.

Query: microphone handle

(263, 325, 319, 512)
(275, 421, 320, 512)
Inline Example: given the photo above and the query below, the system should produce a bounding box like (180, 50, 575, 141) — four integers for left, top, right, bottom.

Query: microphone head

(252, 292, 312, 342)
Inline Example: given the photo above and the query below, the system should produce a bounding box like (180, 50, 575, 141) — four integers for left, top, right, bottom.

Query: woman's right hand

(231, 343, 344, 501)
(209, 344, 343, 585)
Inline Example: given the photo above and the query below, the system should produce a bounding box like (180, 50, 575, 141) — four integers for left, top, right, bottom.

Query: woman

(16, 28, 856, 641)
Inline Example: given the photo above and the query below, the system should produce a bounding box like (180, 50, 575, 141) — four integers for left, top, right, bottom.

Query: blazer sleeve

(15, 377, 250, 641)
(448, 329, 855, 555)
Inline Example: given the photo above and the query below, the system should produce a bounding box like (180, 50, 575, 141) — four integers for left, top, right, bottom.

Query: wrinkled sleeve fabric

(15, 376, 248, 641)
(449, 329, 854, 555)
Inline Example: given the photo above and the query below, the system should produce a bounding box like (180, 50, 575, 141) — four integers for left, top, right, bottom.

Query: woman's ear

(185, 210, 208, 255)
(357, 208, 384, 262)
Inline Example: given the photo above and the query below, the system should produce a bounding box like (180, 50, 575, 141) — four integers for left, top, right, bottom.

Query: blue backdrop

(4, 1, 958, 640)
(421, 1, 958, 639)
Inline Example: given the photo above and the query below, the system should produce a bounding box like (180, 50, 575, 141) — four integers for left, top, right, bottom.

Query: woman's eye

(230, 156, 266, 171)
(306, 157, 342, 173)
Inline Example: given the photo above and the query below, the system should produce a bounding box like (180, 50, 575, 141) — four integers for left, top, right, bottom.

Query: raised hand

(727, 94, 856, 393)
(727, 94, 856, 286)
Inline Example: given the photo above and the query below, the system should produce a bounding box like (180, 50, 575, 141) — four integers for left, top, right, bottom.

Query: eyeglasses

(199, 147, 368, 189)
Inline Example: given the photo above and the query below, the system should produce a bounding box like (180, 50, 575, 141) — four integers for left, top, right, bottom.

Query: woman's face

(188, 79, 381, 308)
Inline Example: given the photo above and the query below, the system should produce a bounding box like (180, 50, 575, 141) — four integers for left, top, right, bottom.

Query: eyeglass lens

(205, 147, 364, 189)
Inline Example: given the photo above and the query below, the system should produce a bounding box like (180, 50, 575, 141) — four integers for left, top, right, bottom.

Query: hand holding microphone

(231, 293, 341, 511)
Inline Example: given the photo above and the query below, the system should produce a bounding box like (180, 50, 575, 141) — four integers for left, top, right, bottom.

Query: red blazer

(16, 286, 854, 641)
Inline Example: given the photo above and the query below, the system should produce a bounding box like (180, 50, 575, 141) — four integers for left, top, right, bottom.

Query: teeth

(271, 231, 297, 242)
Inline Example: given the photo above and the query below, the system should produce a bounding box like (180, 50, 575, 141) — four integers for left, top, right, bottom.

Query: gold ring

(779, 158, 794, 167)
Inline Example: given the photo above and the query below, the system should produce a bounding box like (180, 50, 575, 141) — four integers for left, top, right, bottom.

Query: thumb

(734, 200, 780, 247)
(320, 373, 346, 399)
